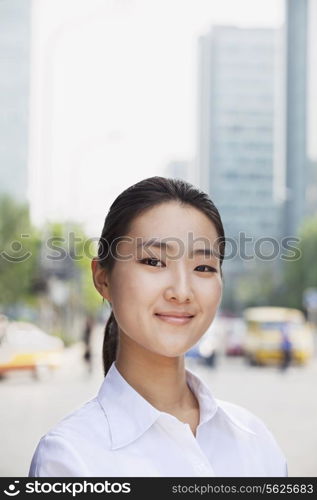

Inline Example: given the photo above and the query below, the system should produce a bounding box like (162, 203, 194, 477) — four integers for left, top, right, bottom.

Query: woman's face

(99, 202, 223, 358)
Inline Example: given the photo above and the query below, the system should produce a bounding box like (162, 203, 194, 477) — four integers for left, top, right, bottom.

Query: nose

(164, 266, 194, 303)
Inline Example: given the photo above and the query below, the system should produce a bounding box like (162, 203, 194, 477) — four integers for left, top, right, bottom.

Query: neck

(115, 331, 198, 414)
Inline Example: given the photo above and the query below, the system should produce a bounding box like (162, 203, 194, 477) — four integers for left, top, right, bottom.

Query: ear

(91, 257, 111, 302)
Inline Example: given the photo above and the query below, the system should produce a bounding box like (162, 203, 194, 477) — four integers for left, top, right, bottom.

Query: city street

(1, 326, 316, 477)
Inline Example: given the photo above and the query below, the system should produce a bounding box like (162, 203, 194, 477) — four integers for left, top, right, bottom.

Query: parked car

(0, 320, 64, 378)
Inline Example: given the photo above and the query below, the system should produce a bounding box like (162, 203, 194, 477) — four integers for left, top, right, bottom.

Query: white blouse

(29, 362, 287, 477)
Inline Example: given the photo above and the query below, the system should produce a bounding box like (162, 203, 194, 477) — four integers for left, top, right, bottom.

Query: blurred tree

(280, 215, 317, 310)
(34, 221, 103, 343)
(234, 260, 279, 310)
(67, 222, 102, 314)
(0, 196, 102, 320)
(0, 195, 41, 306)
(42, 221, 102, 314)
(233, 216, 317, 312)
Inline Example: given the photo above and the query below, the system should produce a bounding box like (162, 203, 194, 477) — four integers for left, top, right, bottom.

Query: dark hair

(97, 176, 225, 375)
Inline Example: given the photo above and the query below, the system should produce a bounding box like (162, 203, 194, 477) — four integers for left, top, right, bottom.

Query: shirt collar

(97, 362, 254, 450)
(185, 366, 218, 426)
(184, 368, 256, 436)
(97, 362, 161, 449)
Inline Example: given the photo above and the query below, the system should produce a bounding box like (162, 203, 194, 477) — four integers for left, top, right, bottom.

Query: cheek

(213, 277, 223, 304)
(109, 264, 161, 317)
(197, 277, 223, 330)
(199, 275, 223, 306)
(131, 272, 160, 296)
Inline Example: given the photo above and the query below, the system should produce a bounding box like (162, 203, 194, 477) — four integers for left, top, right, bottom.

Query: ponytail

(103, 311, 118, 376)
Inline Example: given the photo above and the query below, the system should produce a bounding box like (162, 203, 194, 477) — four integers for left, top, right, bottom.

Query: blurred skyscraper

(197, 26, 281, 276)
(308, 0, 317, 164)
(284, 0, 317, 236)
(0, 0, 31, 202)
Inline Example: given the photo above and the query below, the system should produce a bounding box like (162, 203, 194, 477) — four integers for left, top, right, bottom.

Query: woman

(29, 177, 287, 477)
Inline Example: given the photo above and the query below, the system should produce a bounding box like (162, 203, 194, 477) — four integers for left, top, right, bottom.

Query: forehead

(127, 202, 219, 242)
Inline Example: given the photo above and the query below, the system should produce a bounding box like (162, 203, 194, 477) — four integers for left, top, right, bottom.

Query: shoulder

(29, 398, 111, 477)
(215, 399, 288, 475)
(216, 399, 268, 433)
(46, 397, 110, 442)
(216, 399, 278, 438)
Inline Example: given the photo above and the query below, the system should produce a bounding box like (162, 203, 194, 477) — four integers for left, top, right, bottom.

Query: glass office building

(0, 0, 31, 202)
(198, 26, 280, 276)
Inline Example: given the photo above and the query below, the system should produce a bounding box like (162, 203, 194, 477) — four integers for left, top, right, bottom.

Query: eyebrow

(136, 238, 216, 257)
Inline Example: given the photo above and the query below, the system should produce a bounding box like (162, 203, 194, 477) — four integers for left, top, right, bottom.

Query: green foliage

(43, 220, 102, 313)
(281, 216, 317, 309)
(231, 215, 317, 312)
(0, 196, 101, 316)
(0, 195, 41, 305)
(235, 263, 276, 307)
(70, 224, 102, 314)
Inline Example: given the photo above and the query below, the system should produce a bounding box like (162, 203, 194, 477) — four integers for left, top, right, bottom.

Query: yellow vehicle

(0, 320, 64, 378)
(243, 307, 314, 366)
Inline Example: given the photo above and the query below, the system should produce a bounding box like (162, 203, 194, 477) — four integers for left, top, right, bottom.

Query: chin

(153, 344, 190, 358)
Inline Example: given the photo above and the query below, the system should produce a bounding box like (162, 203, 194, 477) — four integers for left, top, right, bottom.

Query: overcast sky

(28, 0, 284, 236)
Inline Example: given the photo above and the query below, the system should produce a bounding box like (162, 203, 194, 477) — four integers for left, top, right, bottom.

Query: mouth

(154, 313, 195, 325)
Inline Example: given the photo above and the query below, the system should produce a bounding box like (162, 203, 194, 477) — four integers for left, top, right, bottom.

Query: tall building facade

(284, 0, 309, 237)
(284, 0, 317, 235)
(198, 26, 280, 275)
(0, 0, 31, 202)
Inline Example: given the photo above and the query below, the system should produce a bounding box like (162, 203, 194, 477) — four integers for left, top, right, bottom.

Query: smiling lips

(154, 312, 195, 325)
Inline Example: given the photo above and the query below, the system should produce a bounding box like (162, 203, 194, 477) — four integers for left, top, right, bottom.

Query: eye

(195, 265, 217, 273)
(139, 258, 165, 268)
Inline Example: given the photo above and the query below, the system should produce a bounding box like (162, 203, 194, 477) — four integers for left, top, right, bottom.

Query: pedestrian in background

(280, 323, 293, 371)
(82, 315, 94, 373)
